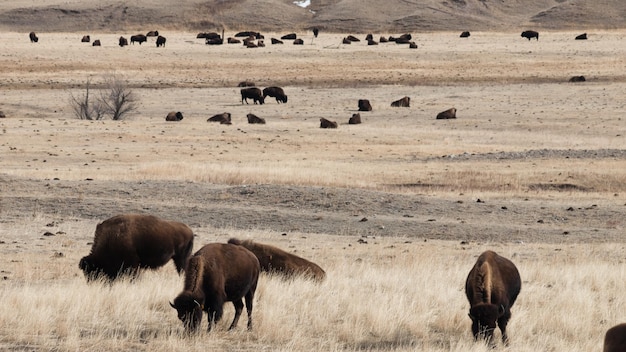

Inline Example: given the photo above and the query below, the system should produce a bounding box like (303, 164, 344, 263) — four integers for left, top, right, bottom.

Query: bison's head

(79, 256, 99, 281)
(171, 293, 204, 333)
(468, 303, 503, 343)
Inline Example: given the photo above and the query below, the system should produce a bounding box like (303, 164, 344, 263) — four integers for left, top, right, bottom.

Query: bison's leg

(498, 309, 512, 345)
(245, 289, 255, 330)
(228, 299, 244, 330)
(206, 302, 224, 332)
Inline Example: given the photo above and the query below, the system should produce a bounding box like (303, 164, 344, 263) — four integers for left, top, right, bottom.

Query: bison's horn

(169, 301, 176, 309)
(193, 300, 202, 309)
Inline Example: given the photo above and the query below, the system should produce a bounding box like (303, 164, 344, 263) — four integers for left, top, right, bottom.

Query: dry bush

(69, 75, 137, 121)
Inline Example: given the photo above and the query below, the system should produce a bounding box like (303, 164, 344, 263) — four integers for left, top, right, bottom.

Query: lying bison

(521, 30, 539, 40)
(320, 118, 338, 129)
(293, 38, 304, 45)
(81, 35, 90, 43)
(281, 33, 297, 40)
(92, 40, 101, 47)
(241, 87, 264, 105)
(78, 214, 194, 281)
(170, 243, 260, 333)
(146, 30, 159, 37)
(391, 96, 410, 107)
(460, 31, 470, 38)
(348, 113, 362, 125)
(604, 323, 626, 352)
(436, 108, 457, 120)
(575, 33, 587, 40)
(262, 86, 287, 104)
(466, 250, 521, 345)
(247, 113, 265, 124)
(207, 112, 232, 124)
(358, 99, 372, 111)
(237, 81, 255, 87)
(156, 35, 166, 47)
(29, 32, 38, 43)
(228, 238, 326, 281)
(166, 111, 183, 121)
(569, 75, 586, 82)
(271, 38, 284, 45)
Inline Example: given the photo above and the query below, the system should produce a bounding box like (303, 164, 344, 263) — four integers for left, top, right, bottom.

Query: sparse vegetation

(69, 75, 137, 120)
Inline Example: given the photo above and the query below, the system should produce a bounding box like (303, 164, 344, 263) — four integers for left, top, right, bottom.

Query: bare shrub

(69, 75, 137, 120)
(69, 79, 105, 120)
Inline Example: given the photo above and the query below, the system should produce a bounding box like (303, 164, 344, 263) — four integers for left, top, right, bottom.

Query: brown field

(1, 29, 626, 351)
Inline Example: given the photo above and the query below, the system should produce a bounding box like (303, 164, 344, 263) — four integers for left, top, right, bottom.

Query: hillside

(0, 0, 625, 33)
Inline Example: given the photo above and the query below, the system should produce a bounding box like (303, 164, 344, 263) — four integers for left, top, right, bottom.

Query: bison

(166, 111, 183, 121)
(92, 40, 101, 47)
(575, 33, 587, 40)
(271, 38, 284, 45)
(131, 34, 147, 45)
(436, 107, 457, 120)
(293, 38, 304, 45)
(460, 31, 471, 38)
(358, 99, 372, 111)
(241, 87, 264, 105)
(342, 37, 351, 45)
(604, 323, 626, 352)
(521, 30, 539, 40)
(156, 35, 166, 47)
(348, 113, 362, 125)
(237, 81, 255, 87)
(146, 30, 159, 37)
(320, 118, 338, 129)
(81, 35, 90, 43)
(262, 86, 288, 104)
(465, 250, 521, 345)
(367, 39, 378, 45)
(119, 36, 128, 47)
(170, 243, 260, 333)
(247, 113, 265, 124)
(78, 214, 194, 281)
(569, 75, 586, 82)
(312, 27, 319, 37)
(235, 31, 262, 39)
(346, 35, 360, 42)
(228, 238, 326, 281)
(29, 32, 38, 43)
(281, 33, 297, 40)
(391, 96, 410, 107)
(227, 37, 241, 44)
(379, 36, 388, 43)
(207, 112, 232, 124)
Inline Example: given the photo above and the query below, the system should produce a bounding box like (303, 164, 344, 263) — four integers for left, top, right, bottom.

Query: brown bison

(281, 33, 297, 40)
(342, 37, 352, 45)
(228, 238, 326, 281)
(262, 86, 287, 104)
(170, 243, 260, 333)
(92, 40, 101, 47)
(119, 36, 128, 47)
(81, 35, 90, 43)
(379, 36, 388, 43)
(131, 34, 147, 45)
(156, 35, 166, 47)
(575, 33, 587, 40)
(146, 30, 159, 37)
(346, 35, 360, 42)
(241, 87, 264, 105)
(312, 27, 319, 37)
(604, 323, 626, 352)
(227, 37, 241, 44)
(358, 99, 372, 111)
(238, 81, 255, 87)
(235, 31, 262, 39)
(569, 75, 586, 82)
(293, 38, 304, 45)
(271, 38, 284, 45)
(365, 34, 373, 41)
(78, 214, 194, 281)
(348, 113, 361, 125)
(207, 112, 232, 124)
(247, 113, 265, 124)
(409, 42, 418, 49)
(436, 108, 457, 120)
(391, 96, 410, 107)
(197, 32, 221, 39)
(320, 118, 338, 129)
(166, 111, 183, 121)
(465, 250, 521, 345)
(521, 30, 539, 40)
(29, 32, 38, 43)
(460, 31, 471, 38)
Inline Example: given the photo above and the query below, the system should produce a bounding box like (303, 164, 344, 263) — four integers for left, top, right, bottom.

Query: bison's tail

(227, 237, 242, 245)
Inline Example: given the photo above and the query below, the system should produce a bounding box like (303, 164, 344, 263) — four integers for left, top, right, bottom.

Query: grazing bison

(271, 38, 284, 45)
(156, 35, 166, 47)
(92, 40, 101, 47)
(29, 32, 38, 43)
(207, 112, 232, 124)
(465, 250, 521, 345)
(146, 30, 159, 37)
(241, 87, 264, 105)
(228, 238, 326, 281)
(81, 35, 90, 43)
(391, 96, 410, 107)
(575, 33, 587, 40)
(312, 27, 319, 37)
(78, 214, 194, 281)
(521, 30, 539, 40)
(166, 111, 183, 121)
(460, 31, 470, 38)
(293, 38, 304, 45)
(237, 81, 255, 87)
(262, 86, 288, 104)
(569, 75, 586, 82)
(130, 34, 147, 45)
(320, 118, 338, 129)
(348, 113, 362, 125)
(281, 33, 297, 40)
(170, 243, 260, 333)
(436, 107, 457, 120)
(358, 99, 372, 111)
(604, 323, 626, 352)
(119, 36, 128, 47)
(247, 113, 265, 124)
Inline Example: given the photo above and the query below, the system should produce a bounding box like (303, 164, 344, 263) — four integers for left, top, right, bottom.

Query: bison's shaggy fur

(166, 111, 183, 121)
(391, 96, 410, 107)
(228, 238, 326, 282)
(358, 99, 372, 111)
(247, 113, 266, 124)
(348, 113, 362, 125)
(78, 214, 194, 281)
(436, 107, 457, 120)
(320, 118, 338, 129)
(604, 323, 626, 352)
(465, 250, 521, 345)
(170, 243, 260, 333)
(262, 86, 288, 104)
(241, 87, 264, 105)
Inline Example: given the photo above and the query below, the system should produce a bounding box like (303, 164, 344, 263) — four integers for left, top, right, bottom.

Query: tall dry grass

(0, 222, 623, 351)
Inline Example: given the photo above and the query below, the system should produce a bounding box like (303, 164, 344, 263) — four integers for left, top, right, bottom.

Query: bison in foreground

(78, 214, 194, 281)
(521, 30, 539, 40)
(241, 87, 264, 105)
(228, 238, 326, 281)
(166, 111, 183, 121)
(358, 99, 372, 111)
(170, 243, 260, 333)
(604, 323, 626, 352)
(262, 86, 287, 104)
(436, 108, 457, 119)
(247, 113, 265, 124)
(391, 96, 410, 107)
(465, 250, 521, 345)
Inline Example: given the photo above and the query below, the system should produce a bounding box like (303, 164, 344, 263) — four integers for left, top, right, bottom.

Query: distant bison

(166, 111, 183, 121)
(235, 31, 262, 39)
(29, 32, 38, 43)
(247, 113, 265, 124)
(575, 33, 587, 40)
(293, 38, 304, 45)
(131, 34, 147, 45)
(367, 39, 378, 45)
(78, 214, 194, 281)
(342, 37, 351, 45)
(156, 35, 166, 47)
(228, 238, 326, 281)
(320, 118, 338, 129)
(262, 86, 288, 104)
(227, 37, 241, 44)
(146, 30, 159, 37)
(197, 32, 220, 39)
(379, 36, 388, 43)
(569, 75, 586, 82)
(521, 30, 539, 40)
(119, 36, 128, 47)
(241, 87, 264, 105)
(346, 35, 360, 42)
(281, 33, 297, 40)
(207, 112, 232, 124)
(81, 35, 90, 43)
(348, 113, 361, 125)
(365, 34, 373, 41)
(604, 323, 626, 352)
(460, 31, 470, 38)
(312, 28, 319, 37)
(237, 81, 255, 87)
(391, 96, 410, 107)
(271, 38, 284, 45)
(409, 42, 418, 49)
(466, 250, 521, 345)
(92, 40, 101, 47)
(358, 99, 372, 111)
(436, 108, 457, 119)
(170, 243, 260, 333)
